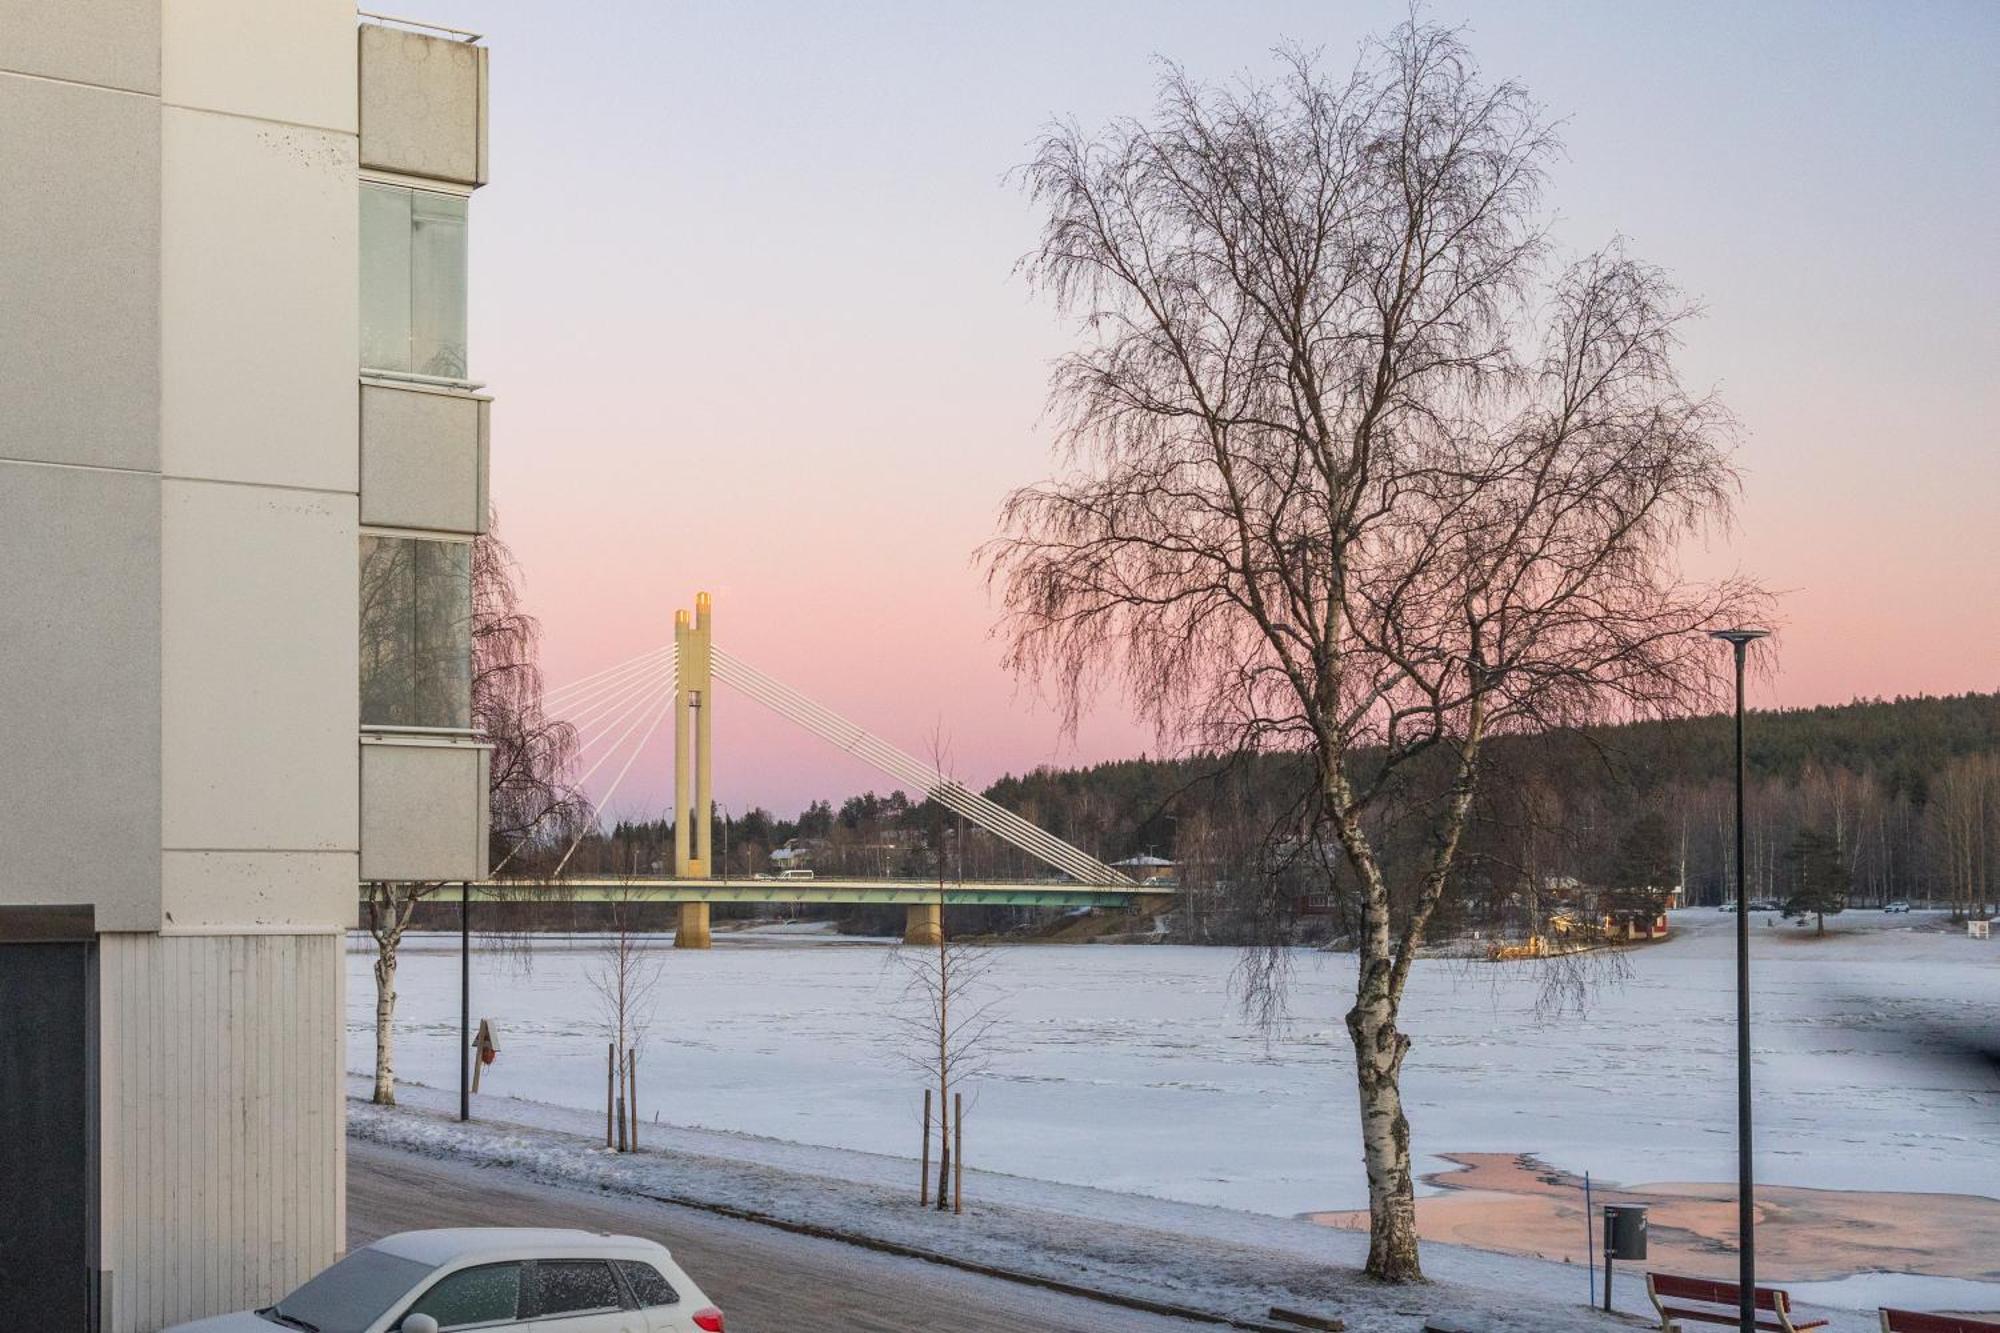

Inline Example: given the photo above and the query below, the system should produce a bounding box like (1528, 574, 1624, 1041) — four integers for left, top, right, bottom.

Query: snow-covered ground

(349, 909, 1999, 1310)
(346, 1079, 1771, 1333)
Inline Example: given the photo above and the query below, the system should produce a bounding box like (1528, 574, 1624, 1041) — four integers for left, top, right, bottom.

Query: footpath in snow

(346, 1076, 1878, 1333)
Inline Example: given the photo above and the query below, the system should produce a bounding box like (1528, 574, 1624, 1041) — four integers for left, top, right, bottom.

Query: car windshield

(260, 1246, 433, 1333)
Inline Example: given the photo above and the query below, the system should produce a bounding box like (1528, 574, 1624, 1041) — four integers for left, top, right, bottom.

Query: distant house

(1112, 853, 1178, 884)
(770, 838, 823, 869)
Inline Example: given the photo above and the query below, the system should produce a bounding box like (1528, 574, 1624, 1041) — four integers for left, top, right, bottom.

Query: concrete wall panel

(0, 73, 159, 472)
(98, 931, 344, 1332)
(162, 851, 357, 931)
(0, 462, 160, 930)
(160, 106, 357, 491)
(161, 479, 358, 859)
(360, 381, 489, 533)
(0, 0, 159, 94)
(360, 739, 490, 881)
(358, 24, 487, 185)
(162, 0, 356, 132)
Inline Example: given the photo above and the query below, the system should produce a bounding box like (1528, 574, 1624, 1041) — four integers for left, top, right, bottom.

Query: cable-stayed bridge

(489, 592, 1161, 946)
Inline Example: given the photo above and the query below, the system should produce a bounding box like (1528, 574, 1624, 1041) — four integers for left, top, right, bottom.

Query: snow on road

(349, 1080, 1699, 1333)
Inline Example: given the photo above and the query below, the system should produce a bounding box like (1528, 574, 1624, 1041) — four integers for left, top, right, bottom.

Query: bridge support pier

(904, 902, 943, 947)
(675, 901, 711, 949)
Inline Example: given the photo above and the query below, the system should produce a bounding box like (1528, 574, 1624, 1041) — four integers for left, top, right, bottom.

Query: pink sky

(422, 1, 1999, 817)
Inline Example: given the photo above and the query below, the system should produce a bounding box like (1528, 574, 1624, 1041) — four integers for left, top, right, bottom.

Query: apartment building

(0, 7, 491, 1329)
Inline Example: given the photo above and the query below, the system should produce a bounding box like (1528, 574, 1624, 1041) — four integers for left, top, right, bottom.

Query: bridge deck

(463, 877, 1165, 908)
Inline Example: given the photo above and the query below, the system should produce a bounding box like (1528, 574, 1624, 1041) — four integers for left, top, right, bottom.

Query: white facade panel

(161, 0, 356, 133)
(360, 380, 490, 533)
(97, 931, 344, 1333)
(360, 738, 492, 882)
(358, 24, 488, 185)
(162, 851, 357, 932)
(0, 0, 159, 94)
(161, 478, 358, 861)
(0, 461, 161, 930)
(160, 105, 358, 491)
(0, 71, 160, 472)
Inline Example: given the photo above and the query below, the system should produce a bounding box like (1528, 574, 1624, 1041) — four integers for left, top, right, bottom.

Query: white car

(165, 1228, 723, 1333)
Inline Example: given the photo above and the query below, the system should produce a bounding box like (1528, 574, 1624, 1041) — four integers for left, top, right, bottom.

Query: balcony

(360, 376, 488, 534)
(360, 731, 490, 882)
(358, 18, 487, 187)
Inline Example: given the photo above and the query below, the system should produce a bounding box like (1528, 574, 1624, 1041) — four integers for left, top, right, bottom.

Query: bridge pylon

(672, 592, 714, 947)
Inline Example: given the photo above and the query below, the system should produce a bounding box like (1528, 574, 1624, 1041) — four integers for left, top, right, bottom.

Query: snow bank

(353, 1078, 1821, 1333)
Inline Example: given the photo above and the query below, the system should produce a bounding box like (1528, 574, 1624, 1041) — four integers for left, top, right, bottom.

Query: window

(401, 1262, 522, 1329)
(360, 535, 473, 729)
(362, 181, 468, 378)
(526, 1261, 625, 1318)
(261, 1246, 432, 1333)
(614, 1261, 679, 1308)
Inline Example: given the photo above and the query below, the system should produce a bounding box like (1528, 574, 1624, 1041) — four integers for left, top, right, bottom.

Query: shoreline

(1307, 1152, 2000, 1296)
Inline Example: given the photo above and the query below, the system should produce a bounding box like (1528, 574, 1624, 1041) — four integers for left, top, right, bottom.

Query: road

(349, 1139, 1211, 1333)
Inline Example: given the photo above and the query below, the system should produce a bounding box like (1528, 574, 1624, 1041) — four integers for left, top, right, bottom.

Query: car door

(397, 1260, 529, 1331)
(525, 1259, 644, 1333)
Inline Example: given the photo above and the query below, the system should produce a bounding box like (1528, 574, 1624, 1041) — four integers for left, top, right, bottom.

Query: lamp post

(1710, 627, 1768, 1333)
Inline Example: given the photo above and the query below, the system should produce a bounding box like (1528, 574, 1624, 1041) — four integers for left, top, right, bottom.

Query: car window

(263, 1247, 433, 1333)
(403, 1262, 523, 1329)
(528, 1260, 625, 1317)
(613, 1261, 679, 1308)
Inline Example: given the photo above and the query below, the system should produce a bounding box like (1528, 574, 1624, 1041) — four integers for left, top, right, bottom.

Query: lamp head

(1708, 627, 1770, 647)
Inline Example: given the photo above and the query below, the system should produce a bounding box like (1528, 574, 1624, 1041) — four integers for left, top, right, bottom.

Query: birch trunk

(372, 931, 399, 1106)
(1328, 724, 1483, 1283)
(1347, 965, 1419, 1280)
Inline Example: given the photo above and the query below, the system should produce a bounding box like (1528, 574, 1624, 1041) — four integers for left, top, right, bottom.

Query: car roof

(371, 1228, 669, 1268)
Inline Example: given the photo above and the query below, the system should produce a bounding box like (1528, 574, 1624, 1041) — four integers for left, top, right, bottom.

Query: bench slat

(1655, 1307, 1823, 1333)
(1881, 1311, 2000, 1333)
(1650, 1274, 1789, 1311)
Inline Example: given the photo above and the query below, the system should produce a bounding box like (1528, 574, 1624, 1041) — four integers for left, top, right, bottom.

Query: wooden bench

(1646, 1273, 1827, 1333)
(1880, 1310, 2000, 1333)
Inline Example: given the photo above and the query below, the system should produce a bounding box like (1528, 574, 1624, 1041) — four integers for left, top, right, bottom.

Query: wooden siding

(98, 932, 344, 1332)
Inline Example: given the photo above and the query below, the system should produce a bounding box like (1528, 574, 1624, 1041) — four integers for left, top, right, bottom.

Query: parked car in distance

(779, 868, 815, 880)
(164, 1228, 723, 1333)
(1718, 900, 1738, 912)
(1883, 900, 1912, 913)
(1747, 898, 1782, 912)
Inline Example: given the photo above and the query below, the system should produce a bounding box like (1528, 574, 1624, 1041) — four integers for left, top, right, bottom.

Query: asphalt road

(348, 1139, 1211, 1333)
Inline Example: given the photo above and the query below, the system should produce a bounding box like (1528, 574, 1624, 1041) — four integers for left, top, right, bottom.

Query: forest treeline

(572, 692, 1999, 939)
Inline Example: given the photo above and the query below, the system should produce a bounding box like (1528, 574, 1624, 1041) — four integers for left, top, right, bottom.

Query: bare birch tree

(589, 884, 665, 1150)
(892, 915, 1000, 1211)
(894, 730, 1000, 1210)
(987, 25, 1768, 1279)
(368, 518, 581, 1106)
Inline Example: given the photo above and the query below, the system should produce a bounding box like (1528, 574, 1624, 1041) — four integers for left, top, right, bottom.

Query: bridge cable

(488, 661, 679, 878)
(544, 646, 676, 718)
(717, 665, 1112, 884)
(570, 665, 678, 789)
(563, 658, 680, 745)
(552, 673, 678, 878)
(542, 643, 674, 706)
(713, 652, 1121, 885)
(710, 647, 1131, 885)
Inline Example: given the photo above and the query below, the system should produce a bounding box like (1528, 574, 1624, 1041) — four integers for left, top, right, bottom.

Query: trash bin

(1604, 1204, 1648, 1260)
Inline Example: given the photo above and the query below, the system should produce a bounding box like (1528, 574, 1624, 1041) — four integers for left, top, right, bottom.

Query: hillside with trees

(555, 692, 1998, 939)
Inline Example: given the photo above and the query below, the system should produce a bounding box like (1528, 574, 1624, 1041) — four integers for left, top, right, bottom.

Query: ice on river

(347, 909, 1999, 1221)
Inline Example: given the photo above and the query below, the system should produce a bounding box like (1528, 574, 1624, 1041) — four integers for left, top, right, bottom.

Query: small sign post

(471, 1019, 499, 1094)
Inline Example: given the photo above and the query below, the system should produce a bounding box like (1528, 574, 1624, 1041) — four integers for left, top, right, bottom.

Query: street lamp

(1710, 627, 1768, 1333)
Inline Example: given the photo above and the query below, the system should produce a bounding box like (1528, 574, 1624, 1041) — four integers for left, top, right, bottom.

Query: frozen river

(346, 910, 1999, 1219)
